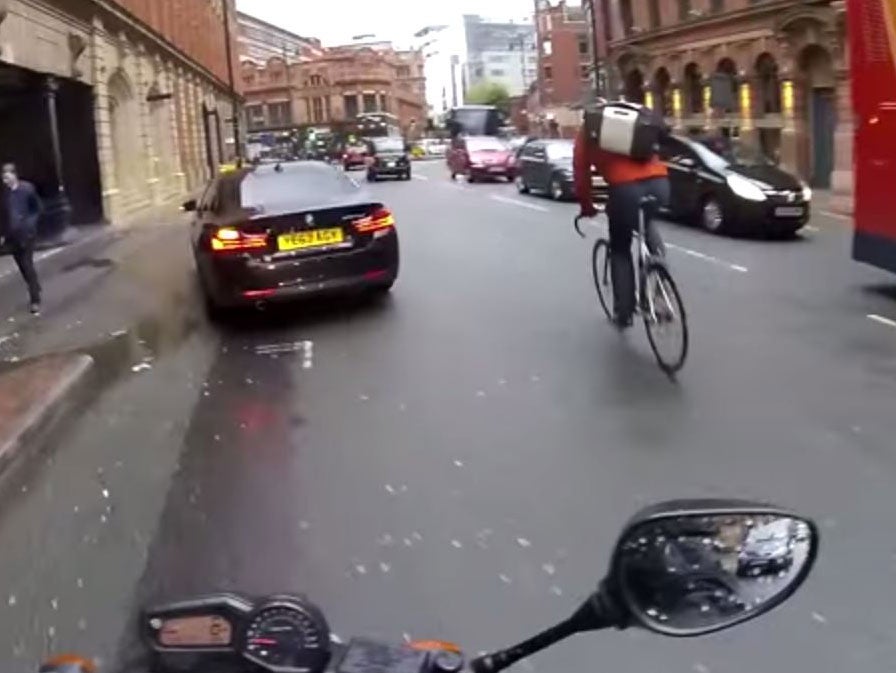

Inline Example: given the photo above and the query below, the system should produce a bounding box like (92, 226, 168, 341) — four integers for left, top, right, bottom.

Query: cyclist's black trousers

(605, 176, 670, 321)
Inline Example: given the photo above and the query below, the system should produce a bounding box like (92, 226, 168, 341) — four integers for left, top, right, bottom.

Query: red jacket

(573, 127, 667, 211)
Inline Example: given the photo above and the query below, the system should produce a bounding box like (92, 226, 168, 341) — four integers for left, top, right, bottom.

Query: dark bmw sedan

(660, 135, 812, 236)
(186, 162, 399, 316)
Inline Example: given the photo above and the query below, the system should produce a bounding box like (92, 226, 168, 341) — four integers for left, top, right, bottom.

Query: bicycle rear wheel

(642, 263, 689, 375)
(591, 238, 613, 321)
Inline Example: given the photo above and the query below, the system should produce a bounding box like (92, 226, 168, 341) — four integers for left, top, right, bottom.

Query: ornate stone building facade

(241, 45, 427, 137)
(594, 0, 850, 210)
(0, 0, 239, 229)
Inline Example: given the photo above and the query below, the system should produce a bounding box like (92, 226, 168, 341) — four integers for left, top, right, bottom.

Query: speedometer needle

(249, 638, 278, 646)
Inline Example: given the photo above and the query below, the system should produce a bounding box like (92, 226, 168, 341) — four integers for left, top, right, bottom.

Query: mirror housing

(181, 198, 197, 212)
(609, 499, 818, 637)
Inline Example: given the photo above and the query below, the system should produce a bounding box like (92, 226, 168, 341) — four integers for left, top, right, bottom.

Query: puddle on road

(61, 257, 117, 273)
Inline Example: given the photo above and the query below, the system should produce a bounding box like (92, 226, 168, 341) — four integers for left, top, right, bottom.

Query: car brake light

(210, 226, 268, 252)
(354, 207, 395, 234)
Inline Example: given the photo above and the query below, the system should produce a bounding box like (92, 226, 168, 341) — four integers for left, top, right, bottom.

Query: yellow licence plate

(277, 228, 344, 252)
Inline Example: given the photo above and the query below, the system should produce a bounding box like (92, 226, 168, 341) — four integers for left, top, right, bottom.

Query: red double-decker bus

(850, 0, 896, 272)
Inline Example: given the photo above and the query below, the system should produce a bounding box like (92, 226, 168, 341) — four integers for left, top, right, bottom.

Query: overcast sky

(235, 0, 562, 47)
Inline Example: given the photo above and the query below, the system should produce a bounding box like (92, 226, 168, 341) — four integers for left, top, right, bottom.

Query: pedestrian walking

(1, 163, 43, 314)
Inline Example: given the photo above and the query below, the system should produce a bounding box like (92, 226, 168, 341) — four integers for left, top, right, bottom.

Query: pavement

(0, 162, 894, 672)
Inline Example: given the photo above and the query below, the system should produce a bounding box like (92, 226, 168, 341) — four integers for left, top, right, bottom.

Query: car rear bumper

(470, 167, 510, 179)
(370, 165, 409, 176)
(198, 231, 399, 307)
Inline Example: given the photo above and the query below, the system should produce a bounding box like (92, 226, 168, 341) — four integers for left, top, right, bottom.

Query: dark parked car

(446, 135, 513, 182)
(514, 139, 608, 202)
(186, 162, 399, 316)
(659, 135, 812, 236)
(365, 137, 411, 181)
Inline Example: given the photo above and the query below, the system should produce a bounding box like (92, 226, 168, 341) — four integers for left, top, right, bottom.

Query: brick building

(591, 0, 850, 210)
(241, 45, 427, 137)
(532, 0, 593, 136)
(0, 0, 238, 230)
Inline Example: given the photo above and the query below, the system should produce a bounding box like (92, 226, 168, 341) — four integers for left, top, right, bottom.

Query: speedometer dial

(242, 599, 330, 673)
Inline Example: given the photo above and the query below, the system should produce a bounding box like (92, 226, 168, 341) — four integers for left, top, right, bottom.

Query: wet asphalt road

(1, 160, 896, 673)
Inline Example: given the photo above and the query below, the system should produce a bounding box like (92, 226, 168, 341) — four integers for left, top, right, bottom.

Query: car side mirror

(181, 198, 197, 212)
(610, 499, 818, 637)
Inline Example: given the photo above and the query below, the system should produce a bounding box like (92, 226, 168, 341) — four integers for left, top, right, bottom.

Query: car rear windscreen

(240, 166, 360, 210)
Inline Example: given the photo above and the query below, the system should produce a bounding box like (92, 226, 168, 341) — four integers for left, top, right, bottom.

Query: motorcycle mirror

(610, 499, 818, 637)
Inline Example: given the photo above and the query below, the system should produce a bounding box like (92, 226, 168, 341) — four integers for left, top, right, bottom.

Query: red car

(447, 136, 513, 182)
(342, 143, 368, 171)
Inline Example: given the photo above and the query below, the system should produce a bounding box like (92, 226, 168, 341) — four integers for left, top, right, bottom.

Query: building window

(397, 66, 410, 77)
(678, 0, 691, 21)
(542, 39, 553, 56)
(344, 95, 358, 119)
(312, 97, 324, 122)
(379, 93, 388, 112)
(489, 69, 506, 77)
(309, 74, 323, 86)
(544, 65, 552, 80)
(710, 0, 724, 12)
(246, 105, 265, 129)
(487, 54, 507, 63)
(648, 0, 661, 29)
(580, 64, 590, 80)
(267, 102, 291, 127)
(620, 0, 633, 35)
(578, 36, 588, 55)
(363, 93, 377, 112)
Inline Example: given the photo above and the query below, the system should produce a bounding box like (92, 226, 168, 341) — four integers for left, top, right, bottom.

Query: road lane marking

(665, 242, 749, 273)
(819, 210, 851, 222)
(867, 313, 896, 329)
(412, 174, 429, 181)
(489, 195, 549, 212)
(804, 225, 820, 233)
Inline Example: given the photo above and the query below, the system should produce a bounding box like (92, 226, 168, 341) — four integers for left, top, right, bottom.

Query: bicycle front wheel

(591, 238, 613, 321)
(642, 263, 689, 375)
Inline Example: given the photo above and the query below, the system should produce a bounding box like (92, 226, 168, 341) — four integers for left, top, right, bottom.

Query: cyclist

(573, 107, 671, 328)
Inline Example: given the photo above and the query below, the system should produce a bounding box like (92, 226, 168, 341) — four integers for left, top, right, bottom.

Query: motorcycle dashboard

(143, 593, 332, 673)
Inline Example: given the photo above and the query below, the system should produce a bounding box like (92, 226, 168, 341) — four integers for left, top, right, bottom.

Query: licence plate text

(774, 206, 804, 217)
(277, 228, 344, 252)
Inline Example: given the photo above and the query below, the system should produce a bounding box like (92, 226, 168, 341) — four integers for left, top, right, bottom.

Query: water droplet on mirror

(699, 604, 710, 613)
(658, 613, 669, 622)
(7, 594, 16, 606)
(516, 537, 532, 548)
(646, 607, 659, 617)
(499, 574, 512, 584)
(451, 539, 463, 549)
(379, 562, 391, 573)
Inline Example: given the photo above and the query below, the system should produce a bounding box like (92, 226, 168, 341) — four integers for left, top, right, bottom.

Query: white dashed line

(412, 174, 429, 181)
(666, 242, 749, 273)
(867, 313, 896, 329)
(489, 195, 549, 212)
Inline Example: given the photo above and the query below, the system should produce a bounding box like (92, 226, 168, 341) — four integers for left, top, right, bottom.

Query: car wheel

(467, 172, 477, 184)
(367, 171, 377, 182)
(550, 177, 566, 201)
(403, 171, 411, 181)
(450, 171, 456, 180)
(700, 196, 726, 234)
(515, 174, 529, 194)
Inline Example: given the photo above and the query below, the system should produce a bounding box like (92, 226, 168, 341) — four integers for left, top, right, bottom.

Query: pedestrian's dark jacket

(1, 181, 43, 241)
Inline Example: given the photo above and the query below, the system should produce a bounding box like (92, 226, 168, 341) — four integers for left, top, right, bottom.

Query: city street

(1, 159, 896, 673)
